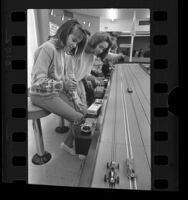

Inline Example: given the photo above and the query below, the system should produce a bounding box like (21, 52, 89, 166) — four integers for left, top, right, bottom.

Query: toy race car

(104, 161, 120, 186)
(87, 100, 102, 117)
(125, 158, 137, 179)
(95, 98, 103, 104)
(127, 88, 133, 93)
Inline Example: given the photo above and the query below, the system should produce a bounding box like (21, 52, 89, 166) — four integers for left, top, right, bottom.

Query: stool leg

(59, 117, 65, 127)
(32, 119, 51, 165)
(55, 117, 69, 133)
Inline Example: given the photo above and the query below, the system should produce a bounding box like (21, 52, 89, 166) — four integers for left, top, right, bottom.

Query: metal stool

(28, 97, 52, 165)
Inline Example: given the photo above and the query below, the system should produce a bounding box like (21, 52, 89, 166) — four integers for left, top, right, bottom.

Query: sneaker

(78, 154, 86, 160)
(60, 142, 76, 156)
(55, 126, 69, 134)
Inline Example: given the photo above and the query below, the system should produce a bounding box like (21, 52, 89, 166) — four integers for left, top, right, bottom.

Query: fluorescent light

(61, 14, 64, 21)
(109, 9, 117, 21)
(50, 9, 54, 16)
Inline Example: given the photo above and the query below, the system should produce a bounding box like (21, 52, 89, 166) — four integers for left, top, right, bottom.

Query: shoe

(78, 154, 86, 160)
(55, 126, 69, 134)
(60, 142, 76, 156)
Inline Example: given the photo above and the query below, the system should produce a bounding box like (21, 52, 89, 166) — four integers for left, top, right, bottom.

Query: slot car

(87, 101, 102, 117)
(125, 158, 137, 179)
(127, 88, 133, 93)
(104, 161, 120, 186)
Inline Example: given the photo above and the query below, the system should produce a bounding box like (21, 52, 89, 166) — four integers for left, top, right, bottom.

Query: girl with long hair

(30, 19, 88, 155)
(59, 32, 112, 158)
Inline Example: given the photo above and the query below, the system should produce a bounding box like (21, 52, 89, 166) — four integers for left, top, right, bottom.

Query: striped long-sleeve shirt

(30, 39, 66, 97)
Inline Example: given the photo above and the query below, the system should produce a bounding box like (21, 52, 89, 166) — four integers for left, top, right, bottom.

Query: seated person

(91, 57, 104, 77)
(57, 32, 112, 137)
(101, 59, 113, 78)
(30, 19, 88, 155)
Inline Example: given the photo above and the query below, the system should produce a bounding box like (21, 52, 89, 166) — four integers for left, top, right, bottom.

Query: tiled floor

(28, 114, 84, 187)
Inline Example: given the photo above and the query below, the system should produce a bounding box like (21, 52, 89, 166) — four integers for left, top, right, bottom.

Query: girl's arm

(31, 47, 64, 93)
(106, 52, 129, 63)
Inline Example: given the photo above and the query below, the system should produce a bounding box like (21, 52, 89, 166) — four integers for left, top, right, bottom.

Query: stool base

(32, 151, 52, 165)
(55, 126, 69, 134)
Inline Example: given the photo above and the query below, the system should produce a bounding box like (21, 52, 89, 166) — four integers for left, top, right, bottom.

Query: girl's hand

(64, 78, 77, 92)
(80, 106, 88, 116)
(95, 79, 101, 86)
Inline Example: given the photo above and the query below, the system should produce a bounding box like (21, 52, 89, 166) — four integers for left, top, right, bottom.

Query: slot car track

(89, 63, 151, 190)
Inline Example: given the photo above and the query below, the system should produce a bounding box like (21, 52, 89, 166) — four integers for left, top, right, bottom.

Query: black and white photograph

(27, 8, 151, 189)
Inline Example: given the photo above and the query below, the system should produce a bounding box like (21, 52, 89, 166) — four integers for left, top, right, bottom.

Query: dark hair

(84, 29, 91, 36)
(108, 32, 119, 38)
(85, 32, 112, 61)
(52, 19, 87, 57)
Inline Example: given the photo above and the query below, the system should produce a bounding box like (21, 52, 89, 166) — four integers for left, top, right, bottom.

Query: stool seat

(28, 97, 51, 120)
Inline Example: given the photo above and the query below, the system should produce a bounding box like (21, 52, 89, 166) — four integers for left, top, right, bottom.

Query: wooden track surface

(91, 64, 151, 190)
(131, 57, 150, 63)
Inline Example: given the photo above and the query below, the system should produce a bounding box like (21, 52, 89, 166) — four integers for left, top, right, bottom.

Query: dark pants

(82, 79, 95, 107)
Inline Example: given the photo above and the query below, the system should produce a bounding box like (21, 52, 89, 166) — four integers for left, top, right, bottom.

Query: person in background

(143, 44, 150, 57)
(135, 50, 139, 57)
(138, 48, 144, 57)
(66, 32, 112, 159)
(101, 58, 113, 78)
(107, 32, 130, 63)
(56, 32, 112, 143)
(90, 57, 104, 77)
(108, 32, 119, 53)
(100, 32, 119, 77)
(30, 19, 88, 156)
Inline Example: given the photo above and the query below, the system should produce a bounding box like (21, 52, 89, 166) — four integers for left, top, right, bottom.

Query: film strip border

(2, 10, 27, 184)
(2, 2, 178, 191)
(151, 6, 178, 190)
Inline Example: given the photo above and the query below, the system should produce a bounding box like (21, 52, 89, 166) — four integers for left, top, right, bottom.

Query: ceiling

(66, 9, 150, 20)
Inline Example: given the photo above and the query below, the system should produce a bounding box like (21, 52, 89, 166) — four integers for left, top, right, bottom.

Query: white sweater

(30, 39, 66, 97)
